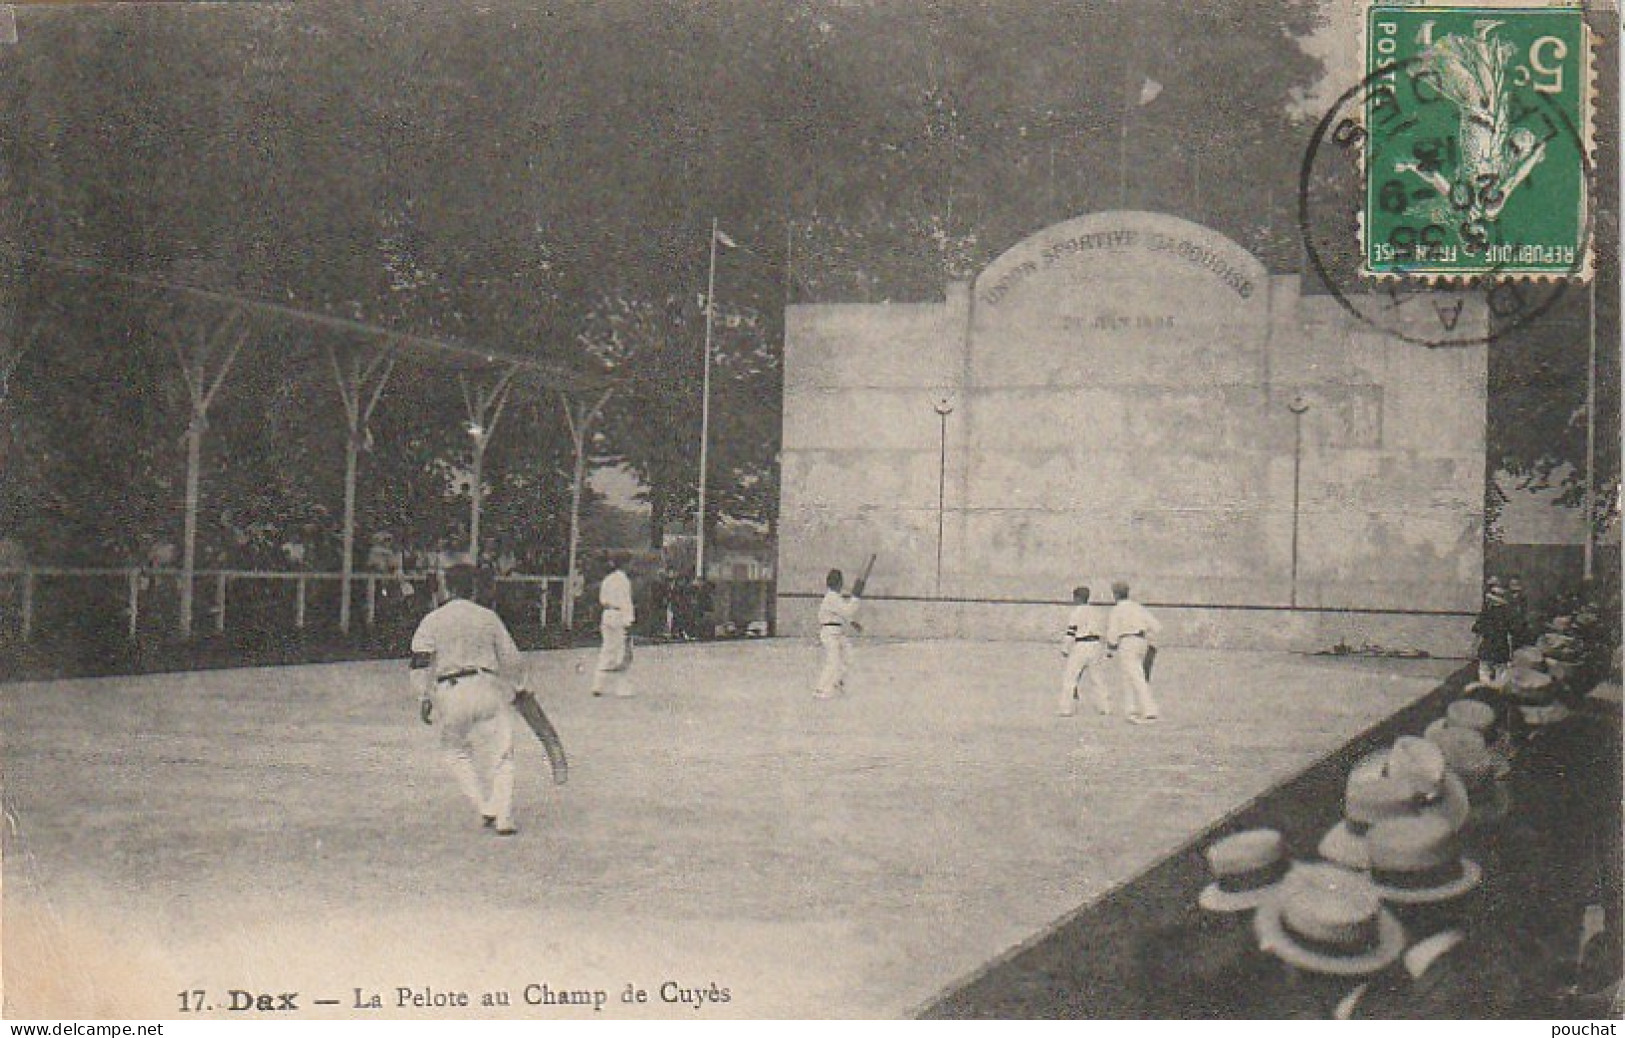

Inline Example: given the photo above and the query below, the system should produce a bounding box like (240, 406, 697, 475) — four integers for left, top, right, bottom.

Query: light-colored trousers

(1115, 636, 1159, 718)
(816, 629, 851, 694)
(593, 611, 633, 695)
(432, 672, 515, 827)
(1059, 640, 1109, 715)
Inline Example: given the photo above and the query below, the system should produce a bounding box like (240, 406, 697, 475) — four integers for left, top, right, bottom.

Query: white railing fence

(0, 567, 568, 642)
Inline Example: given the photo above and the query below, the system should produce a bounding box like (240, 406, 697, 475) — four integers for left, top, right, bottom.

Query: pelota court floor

(1, 638, 1454, 1019)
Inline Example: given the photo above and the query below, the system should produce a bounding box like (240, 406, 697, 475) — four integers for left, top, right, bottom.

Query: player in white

(409, 563, 529, 836)
(814, 568, 862, 699)
(1059, 585, 1110, 716)
(591, 553, 636, 697)
(1105, 580, 1163, 724)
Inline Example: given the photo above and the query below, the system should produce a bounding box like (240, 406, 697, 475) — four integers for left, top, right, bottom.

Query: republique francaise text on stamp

(1361, 1, 1594, 280)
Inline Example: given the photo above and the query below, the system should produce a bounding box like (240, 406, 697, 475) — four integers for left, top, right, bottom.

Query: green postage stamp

(1363, 1, 1593, 279)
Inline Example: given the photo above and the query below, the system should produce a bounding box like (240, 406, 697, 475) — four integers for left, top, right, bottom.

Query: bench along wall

(777, 211, 1486, 655)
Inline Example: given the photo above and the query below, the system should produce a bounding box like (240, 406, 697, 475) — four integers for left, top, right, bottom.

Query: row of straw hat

(1195, 698, 1509, 978)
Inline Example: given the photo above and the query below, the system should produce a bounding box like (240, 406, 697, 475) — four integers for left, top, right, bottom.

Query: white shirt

(1064, 604, 1103, 642)
(1106, 598, 1162, 646)
(410, 597, 525, 682)
(600, 569, 635, 623)
(818, 590, 860, 630)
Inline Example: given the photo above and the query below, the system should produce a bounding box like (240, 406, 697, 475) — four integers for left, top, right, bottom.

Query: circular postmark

(1299, 46, 1592, 348)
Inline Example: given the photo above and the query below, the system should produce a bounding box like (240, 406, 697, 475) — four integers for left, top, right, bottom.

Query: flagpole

(1192, 147, 1201, 213)
(1118, 37, 1139, 209)
(785, 218, 795, 309)
(696, 217, 719, 580)
(1118, 78, 1131, 208)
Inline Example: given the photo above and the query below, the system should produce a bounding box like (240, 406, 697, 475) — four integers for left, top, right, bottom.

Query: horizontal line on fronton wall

(776, 593, 1474, 619)
(786, 383, 1283, 392)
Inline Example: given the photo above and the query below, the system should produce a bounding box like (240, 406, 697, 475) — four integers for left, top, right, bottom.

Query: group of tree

(0, 0, 1614, 576)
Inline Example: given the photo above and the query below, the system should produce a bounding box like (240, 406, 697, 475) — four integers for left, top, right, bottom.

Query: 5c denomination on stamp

(1362, 1, 1593, 280)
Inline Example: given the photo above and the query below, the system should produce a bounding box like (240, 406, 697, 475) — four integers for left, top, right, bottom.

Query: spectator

(590, 552, 635, 697)
(671, 577, 695, 641)
(1504, 577, 1535, 647)
(651, 569, 675, 639)
(370, 535, 414, 627)
(366, 533, 400, 574)
(1467, 578, 1514, 692)
(692, 577, 714, 639)
(147, 540, 178, 569)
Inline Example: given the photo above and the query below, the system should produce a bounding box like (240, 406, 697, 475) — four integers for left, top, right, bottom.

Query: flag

(1118, 70, 1163, 206)
(714, 227, 736, 249)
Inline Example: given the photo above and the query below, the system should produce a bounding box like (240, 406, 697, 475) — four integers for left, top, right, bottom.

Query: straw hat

(1254, 863, 1407, 977)
(1520, 701, 1573, 728)
(1320, 741, 1471, 868)
(1320, 767, 1429, 870)
(1428, 725, 1509, 781)
(1366, 814, 1483, 904)
(1424, 698, 1505, 749)
(1384, 737, 1472, 831)
(1425, 726, 1512, 825)
(1199, 829, 1293, 912)
(1512, 646, 1546, 670)
(1507, 664, 1557, 703)
(1446, 697, 1500, 736)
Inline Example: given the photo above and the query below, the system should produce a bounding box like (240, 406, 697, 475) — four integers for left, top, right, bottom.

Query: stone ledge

(775, 595, 1473, 658)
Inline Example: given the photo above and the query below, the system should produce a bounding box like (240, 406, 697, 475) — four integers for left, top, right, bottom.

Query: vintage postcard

(0, 0, 1618, 1024)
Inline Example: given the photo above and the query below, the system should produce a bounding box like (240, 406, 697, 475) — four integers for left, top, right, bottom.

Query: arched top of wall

(972, 210, 1270, 313)
(965, 210, 1273, 388)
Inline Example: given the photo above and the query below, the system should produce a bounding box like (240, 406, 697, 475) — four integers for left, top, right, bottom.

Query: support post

(127, 569, 140, 639)
(459, 365, 519, 560)
(341, 432, 359, 633)
(469, 435, 487, 559)
(20, 569, 33, 641)
(1288, 396, 1311, 608)
(933, 395, 956, 596)
(180, 415, 203, 637)
(170, 307, 250, 639)
(295, 576, 306, 629)
(215, 572, 227, 633)
(326, 341, 397, 636)
(566, 441, 586, 629)
(559, 386, 614, 629)
(697, 218, 720, 580)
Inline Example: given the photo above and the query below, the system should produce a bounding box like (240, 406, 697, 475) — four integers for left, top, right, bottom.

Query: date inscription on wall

(1065, 313, 1177, 332)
